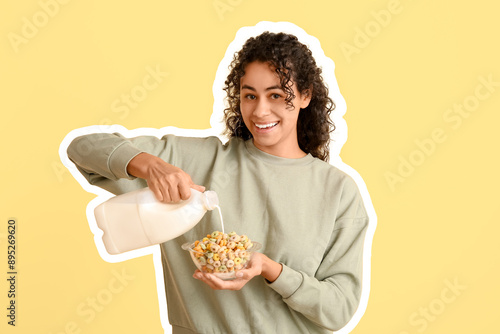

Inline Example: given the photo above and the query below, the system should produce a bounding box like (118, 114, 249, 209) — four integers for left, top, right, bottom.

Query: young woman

(67, 31, 369, 333)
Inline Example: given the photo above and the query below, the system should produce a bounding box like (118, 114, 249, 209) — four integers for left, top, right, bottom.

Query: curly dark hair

(223, 31, 335, 161)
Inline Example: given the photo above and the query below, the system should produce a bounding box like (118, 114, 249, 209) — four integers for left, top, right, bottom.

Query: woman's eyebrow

(265, 85, 283, 91)
(241, 84, 283, 91)
(241, 84, 255, 91)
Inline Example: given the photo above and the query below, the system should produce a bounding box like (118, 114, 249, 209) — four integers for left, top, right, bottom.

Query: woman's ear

(299, 88, 312, 109)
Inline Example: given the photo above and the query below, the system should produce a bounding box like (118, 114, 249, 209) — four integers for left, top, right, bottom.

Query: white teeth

(255, 122, 278, 129)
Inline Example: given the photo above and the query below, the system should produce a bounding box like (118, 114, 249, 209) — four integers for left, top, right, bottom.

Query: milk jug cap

(202, 191, 219, 210)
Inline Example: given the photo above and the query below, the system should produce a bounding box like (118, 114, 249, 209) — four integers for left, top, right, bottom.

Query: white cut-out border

(59, 21, 377, 334)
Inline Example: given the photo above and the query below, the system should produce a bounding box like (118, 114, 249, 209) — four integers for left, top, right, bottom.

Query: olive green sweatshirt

(67, 132, 369, 334)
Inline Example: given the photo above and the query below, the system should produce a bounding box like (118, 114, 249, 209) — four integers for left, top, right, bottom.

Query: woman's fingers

(193, 272, 243, 290)
(191, 184, 206, 193)
(178, 182, 193, 201)
(129, 153, 206, 203)
(162, 186, 172, 203)
(167, 181, 181, 203)
(180, 181, 206, 201)
(192, 265, 260, 291)
(159, 172, 205, 203)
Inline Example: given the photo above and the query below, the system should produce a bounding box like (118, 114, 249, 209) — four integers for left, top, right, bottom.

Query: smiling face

(240, 61, 311, 158)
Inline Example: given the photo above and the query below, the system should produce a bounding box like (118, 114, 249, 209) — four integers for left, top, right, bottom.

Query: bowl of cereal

(182, 231, 261, 280)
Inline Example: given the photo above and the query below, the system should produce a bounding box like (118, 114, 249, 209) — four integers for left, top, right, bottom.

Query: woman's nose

(253, 98, 271, 117)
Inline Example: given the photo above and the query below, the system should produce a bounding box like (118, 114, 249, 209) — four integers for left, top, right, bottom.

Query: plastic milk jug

(94, 187, 219, 254)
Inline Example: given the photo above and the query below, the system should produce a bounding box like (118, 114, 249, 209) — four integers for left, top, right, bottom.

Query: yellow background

(1, 0, 499, 333)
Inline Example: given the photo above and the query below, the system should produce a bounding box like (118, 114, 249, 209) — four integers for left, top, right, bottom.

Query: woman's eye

(245, 94, 256, 100)
(271, 93, 281, 99)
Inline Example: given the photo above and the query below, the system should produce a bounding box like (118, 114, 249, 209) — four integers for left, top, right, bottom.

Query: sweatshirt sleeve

(66, 132, 224, 193)
(266, 183, 369, 331)
(67, 132, 144, 183)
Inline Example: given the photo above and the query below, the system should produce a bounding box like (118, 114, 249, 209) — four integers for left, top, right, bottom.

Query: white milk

(94, 188, 219, 254)
(214, 205, 225, 234)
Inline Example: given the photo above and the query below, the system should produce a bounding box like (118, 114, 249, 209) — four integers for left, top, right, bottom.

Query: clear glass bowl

(182, 240, 262, 280)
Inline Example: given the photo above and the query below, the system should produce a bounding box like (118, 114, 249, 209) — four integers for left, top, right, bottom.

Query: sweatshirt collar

(244, 139, 315, 166)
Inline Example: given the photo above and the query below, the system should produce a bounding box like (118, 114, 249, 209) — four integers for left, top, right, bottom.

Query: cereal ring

(213, 254, 220, 261)
(226, 259, 234, 268)
(213, 260, 221, 268)
(234, 257, 242, 265)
